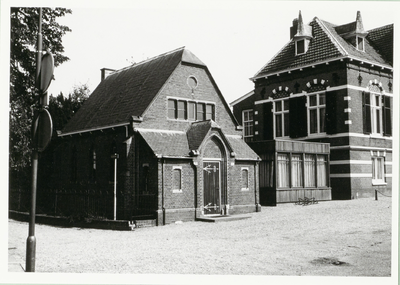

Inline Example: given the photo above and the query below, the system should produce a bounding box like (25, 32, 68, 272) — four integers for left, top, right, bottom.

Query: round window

(187, 76, 198, 89)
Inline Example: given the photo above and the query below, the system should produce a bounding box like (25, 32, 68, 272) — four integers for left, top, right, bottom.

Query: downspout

(254, 161, 260, 212)
(161, 157, 165, 225)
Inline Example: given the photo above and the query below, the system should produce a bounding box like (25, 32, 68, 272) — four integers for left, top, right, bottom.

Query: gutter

(59, 122, 130, 137)
(250, 56, 392, 82)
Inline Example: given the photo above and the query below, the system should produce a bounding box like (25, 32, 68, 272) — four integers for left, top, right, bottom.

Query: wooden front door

(203, 161, 220, 215)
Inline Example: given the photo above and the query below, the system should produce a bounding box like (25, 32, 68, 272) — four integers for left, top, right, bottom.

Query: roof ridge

(367, 23, 393, 32)
(112, 46, 185, 75)
(316, 17, 348, 56)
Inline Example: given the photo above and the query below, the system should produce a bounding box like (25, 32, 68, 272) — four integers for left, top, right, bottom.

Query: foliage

(48, 84, 90, 133)
(10, 7, 72, 172)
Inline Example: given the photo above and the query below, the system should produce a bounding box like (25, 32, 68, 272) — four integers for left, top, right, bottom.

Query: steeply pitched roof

(62, 47, 206, 134)
(253, 15, 393, 79)
(366, 24, 393, 65)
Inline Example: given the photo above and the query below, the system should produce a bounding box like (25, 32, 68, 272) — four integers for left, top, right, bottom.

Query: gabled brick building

(44, 47, 260, 225)
(231, 11, 393, 204)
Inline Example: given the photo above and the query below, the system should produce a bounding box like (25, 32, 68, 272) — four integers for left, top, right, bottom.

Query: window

(277, 153, 329, 189)
(177, 100, 187, 120)
(277, 153, 290, 188)
(291, 154, 303, 187)
(371, 93, 382, 135)
(363, 91, 392, 136)
(275, 100, 289, 137)
(371, 151, 385, 185)
(188, 102, 196, 121)
(308, 94, 326, 134)
(168, 98, 214, 122)
(172, 166, 182, 193)
(206, 104, 214, 120)
(296, 39, 305, 55)
(243, 110, 254, 142)
(241, 168, 249, 190)
(317, 155, 328, 187)
(168, 99, 177, 119)
(356, 36, 364, 51)
(304, 154, 316, 187)
(197, 103, 205, 121)
(260, 153, 274, 188)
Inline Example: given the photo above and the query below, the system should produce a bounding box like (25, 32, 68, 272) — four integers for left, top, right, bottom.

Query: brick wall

(141, 63, 240, 136)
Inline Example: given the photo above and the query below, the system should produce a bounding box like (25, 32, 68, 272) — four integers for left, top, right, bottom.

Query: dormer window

(292, 11, 313, 56)
(296, 39, 309, 55)
(335, 11, 368, 52)
(356, 35, 365, 51)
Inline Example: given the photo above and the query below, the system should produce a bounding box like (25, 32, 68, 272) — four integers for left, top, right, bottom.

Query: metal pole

(26, 150, 38, 272)
(113, 154, 118, 220)
(26, 7, 42, 273)
(35, 8, 42, 89)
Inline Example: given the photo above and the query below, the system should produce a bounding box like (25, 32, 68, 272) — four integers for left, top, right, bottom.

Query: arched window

(362, 80, 391, 136)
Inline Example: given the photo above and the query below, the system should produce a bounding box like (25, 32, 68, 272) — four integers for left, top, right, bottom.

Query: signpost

(111, 153, 119, 220)
(26, 7, 54, 272)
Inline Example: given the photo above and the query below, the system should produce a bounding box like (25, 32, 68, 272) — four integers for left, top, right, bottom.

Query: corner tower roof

(252, 12, 393, 80)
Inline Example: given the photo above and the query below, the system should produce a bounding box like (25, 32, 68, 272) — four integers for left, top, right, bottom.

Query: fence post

(375, 189, 378, 201)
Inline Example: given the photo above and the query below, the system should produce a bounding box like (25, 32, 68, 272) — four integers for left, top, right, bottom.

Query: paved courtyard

(8, 197, 394, 283)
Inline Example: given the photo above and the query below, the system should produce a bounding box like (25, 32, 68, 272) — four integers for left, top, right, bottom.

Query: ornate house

(231, 11, 393, 205)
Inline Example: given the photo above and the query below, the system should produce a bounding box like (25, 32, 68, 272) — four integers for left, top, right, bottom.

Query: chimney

(290, 18, 298, 39)
(101, 68, 115, 81)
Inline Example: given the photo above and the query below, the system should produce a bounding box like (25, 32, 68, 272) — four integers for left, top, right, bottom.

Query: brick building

(43, 47, 260, 225)
(231, 11, 393, 204)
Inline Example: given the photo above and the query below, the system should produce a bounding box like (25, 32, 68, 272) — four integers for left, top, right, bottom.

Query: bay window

(277, 152, 329, 189)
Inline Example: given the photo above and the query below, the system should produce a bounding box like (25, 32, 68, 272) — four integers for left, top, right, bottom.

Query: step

(196, 214, 251, 223)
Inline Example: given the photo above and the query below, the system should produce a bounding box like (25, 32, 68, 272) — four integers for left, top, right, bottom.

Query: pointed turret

(294, 11, 312, 39)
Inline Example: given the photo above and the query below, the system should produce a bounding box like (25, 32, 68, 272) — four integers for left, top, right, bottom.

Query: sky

(4, 0, 395, 105)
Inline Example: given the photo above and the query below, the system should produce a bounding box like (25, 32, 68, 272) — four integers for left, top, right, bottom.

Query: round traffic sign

(39, 53, 54, 93)
(31, 109, 53, 152)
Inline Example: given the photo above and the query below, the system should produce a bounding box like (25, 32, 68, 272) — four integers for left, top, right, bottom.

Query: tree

(10, 8, 72, 173)
(48, 84, 90, 134)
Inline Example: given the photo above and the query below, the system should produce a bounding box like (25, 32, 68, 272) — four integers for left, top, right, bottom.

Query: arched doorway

(202, 136, 227, 215)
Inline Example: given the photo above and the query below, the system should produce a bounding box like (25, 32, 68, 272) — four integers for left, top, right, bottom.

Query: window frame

(356, 35, 365, 52)
(242, 109, 254, 142)
(295, 39, 305, 55)
(371, 151, 386, 186)
(172, 166, 183, 193)
(308, 93, 326, 135)
(370, 92, 383, 136)
(241, 167, 250, 191)
(276, 152, 329, 189)
(167, 97, 215, 122)
(274, 99, 290, 138)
